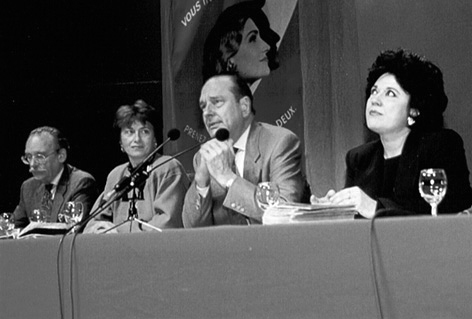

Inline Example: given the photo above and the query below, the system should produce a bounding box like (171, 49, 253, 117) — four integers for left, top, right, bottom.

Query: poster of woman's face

(202, 0, 280, 85)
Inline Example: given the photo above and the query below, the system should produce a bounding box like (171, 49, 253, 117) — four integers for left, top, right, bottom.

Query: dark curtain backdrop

(1, 0, 162, 212)
(299, 0, 364, 195)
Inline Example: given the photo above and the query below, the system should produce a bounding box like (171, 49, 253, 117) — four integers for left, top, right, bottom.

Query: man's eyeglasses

(21, 150, 59, 165)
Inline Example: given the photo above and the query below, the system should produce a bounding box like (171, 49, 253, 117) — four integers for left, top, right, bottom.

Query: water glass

(62, 201, 84, 225)
(418, 168, 447, 217)
(0, 212, 15, 236)
(31, 209, 48, 223)
(256, 182, 280, 210)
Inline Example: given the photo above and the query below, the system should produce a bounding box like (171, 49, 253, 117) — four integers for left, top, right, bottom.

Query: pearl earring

(407, 116, 416, 126)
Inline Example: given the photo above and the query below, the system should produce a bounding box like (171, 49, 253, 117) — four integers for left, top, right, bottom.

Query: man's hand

(199, 138, 237, 187)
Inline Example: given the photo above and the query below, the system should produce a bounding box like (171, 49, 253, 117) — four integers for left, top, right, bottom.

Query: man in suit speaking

(13, 126, 97, 228)
(183, 74, 308, 227)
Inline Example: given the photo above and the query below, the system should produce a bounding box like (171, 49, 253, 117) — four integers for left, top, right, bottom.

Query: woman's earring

(120, 146, 125, 153)
(227, 60, 236, 72)
(408, 109, 420, 126)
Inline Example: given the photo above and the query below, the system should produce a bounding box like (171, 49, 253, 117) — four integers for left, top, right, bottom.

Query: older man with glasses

(13, 126, 98, 228)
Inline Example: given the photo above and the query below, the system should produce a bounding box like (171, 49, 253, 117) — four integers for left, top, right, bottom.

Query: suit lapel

(243, 122, 262, 185)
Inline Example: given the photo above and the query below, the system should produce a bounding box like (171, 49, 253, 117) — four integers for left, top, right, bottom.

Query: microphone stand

(101, 141, 206, 233)
(103, 181, 162, 233)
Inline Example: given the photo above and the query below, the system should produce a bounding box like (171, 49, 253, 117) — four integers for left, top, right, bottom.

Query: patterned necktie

(41, 184, 53, 221)
(233, 147, 240, 176)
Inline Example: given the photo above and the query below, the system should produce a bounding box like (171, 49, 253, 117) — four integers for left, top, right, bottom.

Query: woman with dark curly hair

(202, 0, 280, 86)
(312, 48, 472, 218)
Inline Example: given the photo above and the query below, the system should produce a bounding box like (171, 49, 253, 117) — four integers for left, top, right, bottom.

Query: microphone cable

(56, 201, 114, 319)
(56, 231, 66, 319)
(369, 213, 385, 319)
(68, 230, 81, 319)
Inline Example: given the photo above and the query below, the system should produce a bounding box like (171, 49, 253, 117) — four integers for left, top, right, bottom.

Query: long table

(1, 215, 472, 318)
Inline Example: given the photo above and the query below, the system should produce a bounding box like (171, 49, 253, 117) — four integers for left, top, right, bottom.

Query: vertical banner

(161, 0, 304, 173)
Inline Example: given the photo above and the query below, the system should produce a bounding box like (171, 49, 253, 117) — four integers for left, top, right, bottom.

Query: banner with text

(161, 0, 303, 172)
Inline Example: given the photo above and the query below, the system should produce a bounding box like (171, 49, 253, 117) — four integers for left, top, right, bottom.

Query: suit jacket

(345, 129, 472, 215)
(183, 121, 307, 227)
(13, 164, 98, 227)
(85, 155, 189, 232)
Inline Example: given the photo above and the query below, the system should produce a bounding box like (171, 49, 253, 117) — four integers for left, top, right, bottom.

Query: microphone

(102, 128, 180, 202)
(167, 128, 181, 141)
(215, 128, 229, 141)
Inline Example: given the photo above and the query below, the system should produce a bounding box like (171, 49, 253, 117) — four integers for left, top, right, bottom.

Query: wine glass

(418, 168, 447, 217)
(256, 182, 280, 210)
(31, 209, 47, 223)
(62, 201, 84, 226)
(0, 212, 16, 237)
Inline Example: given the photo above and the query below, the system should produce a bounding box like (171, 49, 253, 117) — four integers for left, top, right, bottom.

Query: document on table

(17, 222, 69, 238)
(262, 202, 357, 225)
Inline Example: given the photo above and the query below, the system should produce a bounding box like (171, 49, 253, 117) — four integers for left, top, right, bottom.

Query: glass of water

(31, 209, 48, 223)
(0, 212, 18, 238)
(61, 201, 84, 226)
(418, 168, 447, 217)
(256, 182, 280, 210)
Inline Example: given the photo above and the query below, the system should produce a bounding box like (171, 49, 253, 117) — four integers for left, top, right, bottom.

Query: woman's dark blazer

(345, 129, 472, 215)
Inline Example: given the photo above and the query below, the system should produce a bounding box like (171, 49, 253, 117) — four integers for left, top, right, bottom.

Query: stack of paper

(17, 222, 70, 238)
(262, 202, 357, 225)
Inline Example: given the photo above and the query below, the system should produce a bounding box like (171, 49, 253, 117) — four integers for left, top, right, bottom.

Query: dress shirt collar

(233, 124, 251, 152)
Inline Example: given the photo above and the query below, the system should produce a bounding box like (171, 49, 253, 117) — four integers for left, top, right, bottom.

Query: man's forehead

(26, 133, 55, 150)
(201, 77, 232, 97)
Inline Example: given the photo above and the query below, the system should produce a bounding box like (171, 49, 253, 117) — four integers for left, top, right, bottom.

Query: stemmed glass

(61, 201, 84, 231)
(255, 182, 280, 211)
(418, 168, 447, 217)
(31, 209, 47, 223)
(0, 212, 17, 238)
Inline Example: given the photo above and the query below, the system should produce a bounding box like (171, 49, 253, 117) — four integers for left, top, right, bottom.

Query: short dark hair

(366, 48, 448, 131)
(217, 74, 255, 115)
(202, 0, 280, 82)
(114, 100, 160, 133)
(29, 126, 69, 151)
